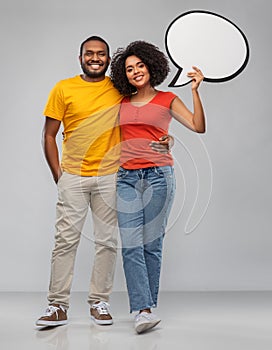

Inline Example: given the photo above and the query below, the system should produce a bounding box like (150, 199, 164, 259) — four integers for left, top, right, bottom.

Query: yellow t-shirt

(43, 76, 123, 176)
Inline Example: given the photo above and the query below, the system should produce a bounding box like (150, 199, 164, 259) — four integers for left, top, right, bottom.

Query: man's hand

(54, 169, 63, 184)
(149, 135, 174, 154)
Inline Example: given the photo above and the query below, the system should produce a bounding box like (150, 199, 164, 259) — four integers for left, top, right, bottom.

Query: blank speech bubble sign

(165, 10, 250, 87)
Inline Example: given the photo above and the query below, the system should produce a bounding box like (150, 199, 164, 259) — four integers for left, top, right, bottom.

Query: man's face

(79, 40, 110, 81)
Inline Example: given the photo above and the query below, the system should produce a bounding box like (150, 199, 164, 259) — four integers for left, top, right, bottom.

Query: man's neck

(80, 74, 106, 82)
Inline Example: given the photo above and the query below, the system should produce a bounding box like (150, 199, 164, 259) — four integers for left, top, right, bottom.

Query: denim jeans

(117, 166, 176, 312)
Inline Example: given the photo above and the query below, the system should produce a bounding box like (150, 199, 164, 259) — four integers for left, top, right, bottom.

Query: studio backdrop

(0, 0, 271, 292)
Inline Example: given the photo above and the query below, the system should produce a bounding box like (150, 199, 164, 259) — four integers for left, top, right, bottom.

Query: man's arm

(42, 117, 62, 183)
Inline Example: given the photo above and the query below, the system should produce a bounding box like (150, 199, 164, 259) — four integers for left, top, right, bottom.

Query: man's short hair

(79, 36, 110, 57)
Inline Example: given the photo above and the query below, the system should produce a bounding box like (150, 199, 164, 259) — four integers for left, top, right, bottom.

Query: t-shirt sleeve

(156, 91, 177, 109)
(43, 82, 65, 121)
(165, 91, 177, 108)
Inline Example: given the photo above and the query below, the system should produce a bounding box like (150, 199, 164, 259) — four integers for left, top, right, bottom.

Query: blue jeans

(117, 166, 176, 312)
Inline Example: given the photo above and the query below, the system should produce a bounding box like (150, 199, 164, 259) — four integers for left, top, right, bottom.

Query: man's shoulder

(55, 75, 81, 86)
(104, 76, 113, 84)
(56, 75, 113, 88)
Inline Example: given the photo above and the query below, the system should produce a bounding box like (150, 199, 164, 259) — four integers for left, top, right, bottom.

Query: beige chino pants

(47, 171, 118, 309)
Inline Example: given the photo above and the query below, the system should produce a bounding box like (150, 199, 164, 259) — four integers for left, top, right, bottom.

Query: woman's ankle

(140, 308, 151, 314)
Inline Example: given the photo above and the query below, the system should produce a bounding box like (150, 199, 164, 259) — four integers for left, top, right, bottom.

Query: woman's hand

(187, 66, 204, 91)
(149, 135, 174, 154)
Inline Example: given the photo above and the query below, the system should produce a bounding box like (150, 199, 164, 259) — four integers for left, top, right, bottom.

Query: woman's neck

(131, 86, 157, 103)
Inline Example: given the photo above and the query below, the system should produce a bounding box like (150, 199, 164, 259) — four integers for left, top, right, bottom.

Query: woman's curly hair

(110, 41, 170, 96)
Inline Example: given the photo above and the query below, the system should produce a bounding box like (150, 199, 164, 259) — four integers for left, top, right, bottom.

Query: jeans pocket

(117, 167, 129, 180)
(153, 166, 173, 179)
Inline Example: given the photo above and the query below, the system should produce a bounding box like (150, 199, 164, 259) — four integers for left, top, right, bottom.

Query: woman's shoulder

(157, 90, 177, 98)
(155, 90, 177, 106)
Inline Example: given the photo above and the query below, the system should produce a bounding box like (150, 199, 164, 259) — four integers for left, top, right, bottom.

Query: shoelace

(92, 302, 110, 315)
(135, 312, 153, 322)
(43, 305, 61, 317)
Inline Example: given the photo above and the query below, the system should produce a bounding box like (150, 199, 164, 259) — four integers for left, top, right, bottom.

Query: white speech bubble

(165, 10, 250, 87)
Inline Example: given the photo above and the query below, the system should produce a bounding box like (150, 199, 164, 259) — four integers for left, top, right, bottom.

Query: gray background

(0, 0, 271, 292)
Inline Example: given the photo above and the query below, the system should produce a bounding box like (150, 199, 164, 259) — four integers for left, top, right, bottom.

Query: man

(36, 36, 171, 327)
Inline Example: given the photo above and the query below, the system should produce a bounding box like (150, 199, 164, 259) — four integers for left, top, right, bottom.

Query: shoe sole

(35, 320, 68, 327)
(136, 320, 161, 334)
(90, 316, 113, 325)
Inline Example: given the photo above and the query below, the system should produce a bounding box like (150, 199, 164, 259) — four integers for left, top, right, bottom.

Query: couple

(36, 36, 205, 334)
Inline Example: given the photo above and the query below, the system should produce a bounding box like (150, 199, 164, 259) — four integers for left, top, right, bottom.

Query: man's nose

(92, 53, 99, 61)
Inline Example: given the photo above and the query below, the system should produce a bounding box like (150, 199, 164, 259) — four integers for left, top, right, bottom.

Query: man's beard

(81, 61, 109, 79)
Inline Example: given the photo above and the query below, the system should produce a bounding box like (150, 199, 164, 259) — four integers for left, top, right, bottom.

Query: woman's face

(125, 55, 151, 90)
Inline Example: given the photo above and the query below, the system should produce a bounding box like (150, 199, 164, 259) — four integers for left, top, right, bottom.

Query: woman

(110, 41, 205, 333)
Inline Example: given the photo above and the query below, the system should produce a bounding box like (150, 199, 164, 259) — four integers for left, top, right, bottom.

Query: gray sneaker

(134, 312, 161, 334)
